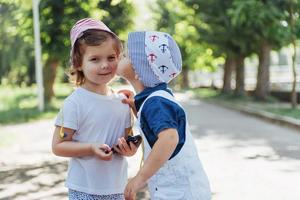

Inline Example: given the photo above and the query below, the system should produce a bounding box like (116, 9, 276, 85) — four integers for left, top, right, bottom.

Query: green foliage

(152, 0, 222, 72)
(0, 0, 135, 86)
(38, 0, 91, 63)
(36, 0, 135, 66)
(184, 0, 300, 57)
(184, 0, 256, 57)
(97, 0, 135, 40)
(278, 0, 300, 39)
(228, 0, 290, 50)
(0, 0, 35, 85)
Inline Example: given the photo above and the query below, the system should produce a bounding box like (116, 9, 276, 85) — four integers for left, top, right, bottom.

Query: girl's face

(80, 38, 118, 87)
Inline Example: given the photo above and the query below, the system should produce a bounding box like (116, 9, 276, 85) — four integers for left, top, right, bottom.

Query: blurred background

(0, 0, 300, 123)
(0, 0, 300, 200)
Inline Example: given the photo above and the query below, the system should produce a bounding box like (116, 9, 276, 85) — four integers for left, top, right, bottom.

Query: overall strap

(137, 90, 176, 119)
(137, 90, 175, 167)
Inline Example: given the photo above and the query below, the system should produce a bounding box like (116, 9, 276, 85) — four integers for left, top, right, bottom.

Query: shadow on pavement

(0, 161, 150, 200)
(0, 161, 67, 200)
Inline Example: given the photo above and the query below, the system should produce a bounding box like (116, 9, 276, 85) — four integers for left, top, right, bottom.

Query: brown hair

(69, 29, 122, 86)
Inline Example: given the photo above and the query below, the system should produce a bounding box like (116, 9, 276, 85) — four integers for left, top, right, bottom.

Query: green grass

(0, 83, 73, 125)
(193, 88, 300, 120)
(264, 106, 300, 120)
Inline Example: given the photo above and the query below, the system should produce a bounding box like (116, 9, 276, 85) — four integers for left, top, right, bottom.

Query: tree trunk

(43, 58, 59, 103)
(291, 38, 297, 108)
(235, 55, 245, 96)
(289, 3, 297, 108)
(28, 59, 36, 86)
(222, 56, 235, 94)
(181, 66, 189, 89)
(255, 41, 271, 101)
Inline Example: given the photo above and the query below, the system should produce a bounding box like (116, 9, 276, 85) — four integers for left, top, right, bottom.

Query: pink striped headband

(70, 18, 116, 47)
(70, 18, 118, 63)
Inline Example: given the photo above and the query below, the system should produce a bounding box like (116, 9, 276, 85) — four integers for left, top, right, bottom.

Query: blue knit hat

(127, 31, 182, 87)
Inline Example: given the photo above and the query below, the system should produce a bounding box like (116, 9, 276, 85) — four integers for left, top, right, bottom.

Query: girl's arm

(124, 128, 178, 199)
(52, 126, 113, 160)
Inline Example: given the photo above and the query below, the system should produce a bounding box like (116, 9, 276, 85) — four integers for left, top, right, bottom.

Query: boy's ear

(134, 74, 139, 80)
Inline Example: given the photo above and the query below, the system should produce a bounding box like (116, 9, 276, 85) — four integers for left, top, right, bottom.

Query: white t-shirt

(55, 87, 131, 195)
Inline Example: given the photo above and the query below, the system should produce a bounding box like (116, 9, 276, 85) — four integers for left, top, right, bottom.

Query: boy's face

(117, 56, 136, 80)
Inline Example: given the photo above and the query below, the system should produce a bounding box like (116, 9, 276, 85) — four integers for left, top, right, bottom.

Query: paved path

(183, 95, 300, 200)
(0, 92, 300, 200)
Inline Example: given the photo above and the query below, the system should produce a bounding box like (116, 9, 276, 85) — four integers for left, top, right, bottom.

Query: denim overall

(137, 90, 211, 200)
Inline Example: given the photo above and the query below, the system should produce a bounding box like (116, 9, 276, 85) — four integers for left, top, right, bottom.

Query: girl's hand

(124, 175, 147, 200)
(118, 89, 137, 117)
(91, 144, 113, 161)
(113, 137, 137, 157)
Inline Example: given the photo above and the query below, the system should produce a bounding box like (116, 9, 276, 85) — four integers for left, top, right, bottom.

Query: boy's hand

(118, 89, 137, 117)
(91, 144, 113, 161)
(113, 137, 137, 157)
(124, 175, 147, 200)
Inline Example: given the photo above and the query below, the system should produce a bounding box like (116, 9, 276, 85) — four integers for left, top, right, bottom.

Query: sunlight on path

(1, 90, 300, 200)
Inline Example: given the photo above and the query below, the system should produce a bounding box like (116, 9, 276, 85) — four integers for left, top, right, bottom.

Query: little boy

(117, 31, 211, 200)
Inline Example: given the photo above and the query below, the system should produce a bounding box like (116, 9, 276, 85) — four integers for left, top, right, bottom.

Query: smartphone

(111, 135, 142, 153)
(126, 135, 142, 146)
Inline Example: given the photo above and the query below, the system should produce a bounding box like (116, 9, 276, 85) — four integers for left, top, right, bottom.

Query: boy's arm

(118, 89, 137, 117)
(137, 128, 178, 180)
(124, 128, 178, 199)
(52, 126, 112, 160)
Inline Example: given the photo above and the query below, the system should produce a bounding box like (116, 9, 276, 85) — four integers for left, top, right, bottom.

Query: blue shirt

(134, 83, 186, 159)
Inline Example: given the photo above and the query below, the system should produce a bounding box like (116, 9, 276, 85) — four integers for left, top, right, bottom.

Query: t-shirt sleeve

(54, 99, 78, 131)
(141, 97, 179, 136)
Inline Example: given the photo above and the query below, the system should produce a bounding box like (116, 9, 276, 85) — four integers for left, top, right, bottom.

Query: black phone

(111, 135, 142, 153)
(126, 135, 142, 146)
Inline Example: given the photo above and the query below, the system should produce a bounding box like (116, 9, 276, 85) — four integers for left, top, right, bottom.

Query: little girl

(52, 18, 137, 200)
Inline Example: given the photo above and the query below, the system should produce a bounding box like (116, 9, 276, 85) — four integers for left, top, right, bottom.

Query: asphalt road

(0, 92, 299, 200)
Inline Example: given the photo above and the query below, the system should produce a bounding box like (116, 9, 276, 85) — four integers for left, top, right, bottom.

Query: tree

(185, 0, 257, 96)
(228, 0, 289, 100)
(0, 0, 35, 85)
(97, 0, 135, 39)
(286, 0, 300, 108)
(153, 0, 222, 88)
(274, 0, 300, 108)
(222, 55, 236, 93)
